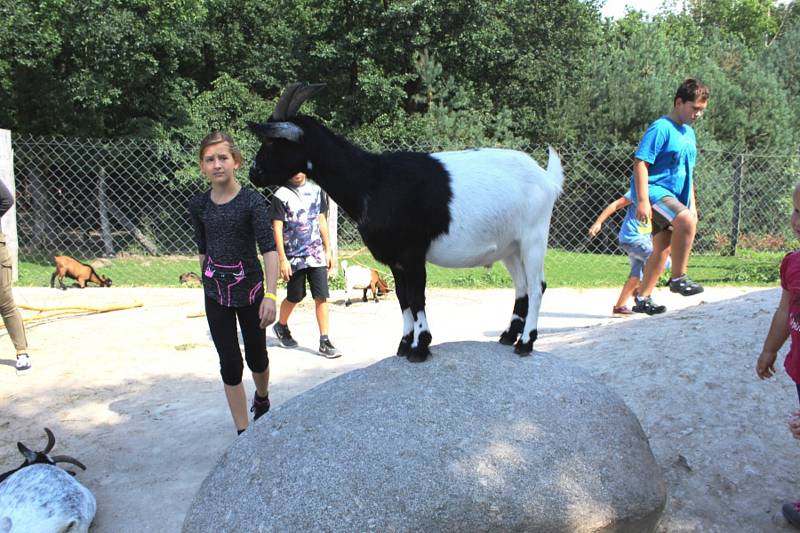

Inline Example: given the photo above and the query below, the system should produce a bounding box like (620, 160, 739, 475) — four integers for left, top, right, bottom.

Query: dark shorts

(651, 196, 688, 235)
(286, 266, 329, 302)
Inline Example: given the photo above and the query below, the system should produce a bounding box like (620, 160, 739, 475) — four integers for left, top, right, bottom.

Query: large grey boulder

(184, 341, 665, 532)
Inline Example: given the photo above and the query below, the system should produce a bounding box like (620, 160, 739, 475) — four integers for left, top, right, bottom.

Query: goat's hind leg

(500, 255, 527, 345)
(391, 265, 413, 357)
(515, 249, 546, 356)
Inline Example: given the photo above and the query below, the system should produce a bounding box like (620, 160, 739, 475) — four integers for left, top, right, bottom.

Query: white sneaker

(16, 353, 31, 375)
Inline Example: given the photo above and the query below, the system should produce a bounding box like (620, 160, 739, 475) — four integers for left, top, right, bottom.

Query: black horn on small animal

(51, 455, 87, 471)
(43, 427, 55, 453)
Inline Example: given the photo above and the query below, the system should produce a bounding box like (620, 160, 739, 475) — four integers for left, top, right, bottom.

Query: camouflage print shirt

(268, 181, 329, 273)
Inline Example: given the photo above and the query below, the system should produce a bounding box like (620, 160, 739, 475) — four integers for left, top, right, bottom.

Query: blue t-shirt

(630, 116, 697, 208)
(618, 190, 652, 245)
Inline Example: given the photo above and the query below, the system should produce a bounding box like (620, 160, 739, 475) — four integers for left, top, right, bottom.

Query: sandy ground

(0, 285, 798, 532)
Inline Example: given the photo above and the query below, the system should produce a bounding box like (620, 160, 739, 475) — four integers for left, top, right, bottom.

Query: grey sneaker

(318, 339, 342, 359)
(16, 353, 31, 375)
(273, 323, 298, 348)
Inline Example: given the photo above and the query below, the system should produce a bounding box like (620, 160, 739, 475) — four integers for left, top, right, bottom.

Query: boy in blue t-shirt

(589, 191, 671, 315)
(268, 171, 342, 359)
(629, 78, 710, 315)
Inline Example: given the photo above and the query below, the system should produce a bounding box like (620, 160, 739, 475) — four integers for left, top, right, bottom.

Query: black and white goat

(248, 83, 563, 362)
(0, 428, 95, 533)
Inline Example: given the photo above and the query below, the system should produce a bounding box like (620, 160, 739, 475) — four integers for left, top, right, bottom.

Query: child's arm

(259, 250, 279, 328)
(756, 288, 791, 379)
(319, 212, 332, 270)
(633, 159, 651, 223)
(273, 220, 291, 281)
(588, 196, 631, 238)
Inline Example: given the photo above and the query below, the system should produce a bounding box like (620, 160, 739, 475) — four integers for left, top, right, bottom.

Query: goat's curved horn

(272, 82, 304, 121)
(43, 427, 55, 453)
(272, 82, 326, 120)
(285, 83, 326, 118)
(51, 455, 87, 471)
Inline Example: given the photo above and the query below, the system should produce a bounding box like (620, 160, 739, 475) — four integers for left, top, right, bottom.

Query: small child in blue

(269, 171, 342, 359)
(589, 191, 671, 315)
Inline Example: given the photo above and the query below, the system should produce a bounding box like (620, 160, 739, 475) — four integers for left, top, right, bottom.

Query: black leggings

(205, 295, 268, 386)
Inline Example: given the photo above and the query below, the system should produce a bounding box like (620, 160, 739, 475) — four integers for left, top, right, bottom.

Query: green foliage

(0, 0, 798, 158)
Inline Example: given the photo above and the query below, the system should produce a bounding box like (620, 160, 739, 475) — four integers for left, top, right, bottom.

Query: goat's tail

(545, 146, 564, 196)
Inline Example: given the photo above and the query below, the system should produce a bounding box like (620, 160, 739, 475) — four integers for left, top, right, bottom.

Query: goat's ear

(248, 121, 304, 143)
(17, 442, 37, 463)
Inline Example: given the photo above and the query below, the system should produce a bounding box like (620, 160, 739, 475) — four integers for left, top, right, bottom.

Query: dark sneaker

(318, 339, 342, 359)
(632, 295, 666, 315)
(669, 276, 704, 296)
(783, 501, 800, 528)
(15, 353, 31, 375)
(273, 323, 298, 348)
(250, 392, 271, 421)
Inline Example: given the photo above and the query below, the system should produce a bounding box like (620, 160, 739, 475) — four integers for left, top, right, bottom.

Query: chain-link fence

(10, 133, 800, 285)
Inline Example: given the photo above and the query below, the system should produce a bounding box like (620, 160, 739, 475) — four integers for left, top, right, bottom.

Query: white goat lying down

(0, 428, 96, 533)
(248, 83, 563, 362)
(341, 260, 391, 306)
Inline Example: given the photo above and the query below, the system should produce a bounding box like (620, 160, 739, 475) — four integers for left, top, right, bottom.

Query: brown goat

(50, 256, 112, 290)
(179, 272, 201, 286)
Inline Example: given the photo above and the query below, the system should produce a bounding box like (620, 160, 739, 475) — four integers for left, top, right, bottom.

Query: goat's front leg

(390, 265, 413, 357)
(405, 260, 431, 363)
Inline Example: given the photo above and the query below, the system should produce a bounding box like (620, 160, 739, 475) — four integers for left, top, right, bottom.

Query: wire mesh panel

(11, 133, 800, 286)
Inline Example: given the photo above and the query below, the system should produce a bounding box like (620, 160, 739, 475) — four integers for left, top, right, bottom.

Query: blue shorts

(619, 240, 653, 279)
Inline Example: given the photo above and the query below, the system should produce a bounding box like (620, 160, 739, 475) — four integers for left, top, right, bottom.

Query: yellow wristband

(264, 292, 277, 302)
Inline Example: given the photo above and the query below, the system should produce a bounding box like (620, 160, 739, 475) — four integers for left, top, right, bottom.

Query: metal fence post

(97, 166, 114, 257)
(728, 153, 744, 256)
(0, 129, 17, 281)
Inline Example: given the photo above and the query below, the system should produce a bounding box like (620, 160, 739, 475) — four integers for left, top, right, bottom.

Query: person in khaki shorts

(0, 180, 30, 375)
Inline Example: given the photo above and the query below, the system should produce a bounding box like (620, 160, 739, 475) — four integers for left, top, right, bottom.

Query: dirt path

(0, 286, 793, 532)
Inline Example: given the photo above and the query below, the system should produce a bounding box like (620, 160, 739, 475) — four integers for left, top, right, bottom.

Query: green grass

(19, 249, 783, 289)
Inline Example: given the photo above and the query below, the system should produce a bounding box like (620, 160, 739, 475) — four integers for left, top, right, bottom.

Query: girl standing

(188, 131, 279, 435)
(756, 182, 800, 528)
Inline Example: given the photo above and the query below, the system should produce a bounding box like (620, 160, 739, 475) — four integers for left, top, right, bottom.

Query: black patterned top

(188, 187, 275, 307)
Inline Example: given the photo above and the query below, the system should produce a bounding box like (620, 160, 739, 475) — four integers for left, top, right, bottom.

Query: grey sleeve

(0, 180, 15, 219)
(188, 194, 207, 254)
(252, 193, 276, 254)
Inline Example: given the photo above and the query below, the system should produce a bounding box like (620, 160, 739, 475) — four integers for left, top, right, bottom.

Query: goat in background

(341, 260, 391, 306)
(248, 83, 563, 362)
(50, 255, 112, 290)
